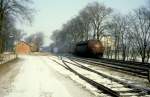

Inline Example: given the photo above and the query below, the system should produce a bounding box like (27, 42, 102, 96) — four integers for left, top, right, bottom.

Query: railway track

(49, 56, 150, 97)
(66, 55, 149, 78)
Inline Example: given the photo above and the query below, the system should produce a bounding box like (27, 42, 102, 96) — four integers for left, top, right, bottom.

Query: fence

(0, 53, 17, 64)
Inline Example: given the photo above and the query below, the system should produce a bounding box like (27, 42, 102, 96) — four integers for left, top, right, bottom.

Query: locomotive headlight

(94, 44, 100, 48)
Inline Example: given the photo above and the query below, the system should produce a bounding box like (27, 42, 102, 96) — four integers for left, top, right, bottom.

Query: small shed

(15, 41, 31, 54)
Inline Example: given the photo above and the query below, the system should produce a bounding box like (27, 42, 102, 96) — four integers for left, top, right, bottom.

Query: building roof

(16, 41, 32, 47)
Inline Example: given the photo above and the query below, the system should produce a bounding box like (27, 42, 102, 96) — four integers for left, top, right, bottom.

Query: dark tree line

(51, 1, 150, 63)
(0, 0, 34, 53)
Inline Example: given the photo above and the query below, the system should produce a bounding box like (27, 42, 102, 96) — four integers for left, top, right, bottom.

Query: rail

(48, 56, 150, 97)
(67, 55, 149, 78)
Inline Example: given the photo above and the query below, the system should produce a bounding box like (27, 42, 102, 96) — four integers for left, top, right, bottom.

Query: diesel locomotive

(74, 40, 105, 58)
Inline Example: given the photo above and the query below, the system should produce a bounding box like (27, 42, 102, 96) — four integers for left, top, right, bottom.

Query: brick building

(15, 41, 31, 54)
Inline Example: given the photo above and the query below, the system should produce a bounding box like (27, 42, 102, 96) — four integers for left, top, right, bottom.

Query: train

(74, 40, 105, 58)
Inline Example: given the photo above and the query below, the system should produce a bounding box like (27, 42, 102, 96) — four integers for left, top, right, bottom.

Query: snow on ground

(47, 55, 112, 97)
(49, 55, 150, 96)
(2, 55, 96, 97)
(0, 57, 20, 97)
(63, 56, 150, 88)
(2, 54, 149, 97)
(53, 56, 144, 96)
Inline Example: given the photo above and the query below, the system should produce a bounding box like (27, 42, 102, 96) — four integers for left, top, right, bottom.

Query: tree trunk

(0, 38, 2, 53)
(146, 49, 150, 63)
(86, 31, 89, 40)
(0, 8, 5, 54)
(97, 33, 99, 40)
(142, 43, 147, 63)
(114, 38, 117, 60)
(122, 49, 126, 61)
(122, 45, 126, 61)
(142, 51, 146, 63)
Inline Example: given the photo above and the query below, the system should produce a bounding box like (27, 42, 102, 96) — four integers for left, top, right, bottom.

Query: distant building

(15, 41, 31, 54)
(101, 35, 115, 49)
(15, 41, 39, 54)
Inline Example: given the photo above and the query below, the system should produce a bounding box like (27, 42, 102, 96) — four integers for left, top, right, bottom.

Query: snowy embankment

(64, 56, 150, 88)
(70, 58, 150, 88)
(48, 55, 150, 97)
(0, 53, 17, 65)
(48, 55, 113, 97)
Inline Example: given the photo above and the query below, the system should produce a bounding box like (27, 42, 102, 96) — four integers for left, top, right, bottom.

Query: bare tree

(107, 17, 120, 60)
(118, 15, 130, 61)
(25, 34, 34, 43)
(50, 2, 113, 54)
(50, 1, 150, 63)
(85, 2, 112, 40)
(108, 14, 127, 60)
(25, 32, 44, 51)
(79, 8, 91, 40)
(34, 32, 44, 49)
(0, 0, 34, 53)
(129, 7, 150, 63)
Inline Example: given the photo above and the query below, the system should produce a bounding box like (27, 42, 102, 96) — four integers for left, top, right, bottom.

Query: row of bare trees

(51, 1, 150, 63)
(0, 0, 33, 53)
(50, 2, 112, 52)
(106, 6, 150, 63)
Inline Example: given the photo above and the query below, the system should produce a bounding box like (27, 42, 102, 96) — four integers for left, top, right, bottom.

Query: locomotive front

(74, 40, 105, 58)
(88, 40, 105, 57)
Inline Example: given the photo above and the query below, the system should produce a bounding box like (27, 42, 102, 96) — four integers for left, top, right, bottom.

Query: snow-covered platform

(0, 55, 96, 97)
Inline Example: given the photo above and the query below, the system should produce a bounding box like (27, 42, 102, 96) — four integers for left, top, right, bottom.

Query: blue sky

(17, 0, 148, 46)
